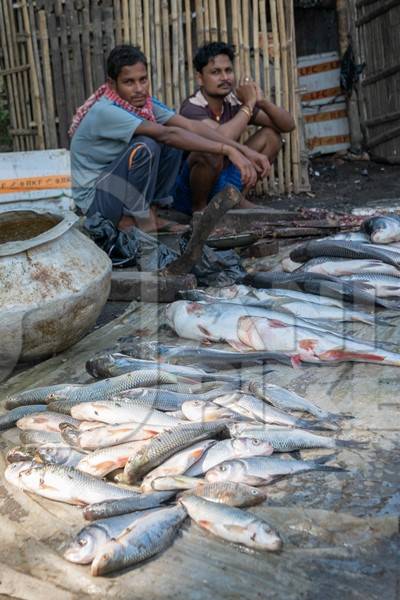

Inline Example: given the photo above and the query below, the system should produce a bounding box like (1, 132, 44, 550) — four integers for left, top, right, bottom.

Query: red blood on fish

(187, 303, 204, 314)
(299, 339, 317, 352)
(269, 320, 288, 328)
(290, 355, 302, 368)
(319, 350, 385, 362)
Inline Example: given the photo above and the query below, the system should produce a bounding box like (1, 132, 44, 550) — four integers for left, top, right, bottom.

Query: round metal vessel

(0, 210, 112, 363)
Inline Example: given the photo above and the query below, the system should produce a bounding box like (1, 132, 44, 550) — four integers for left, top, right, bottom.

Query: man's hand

(254, 81, 265, 106)
(235, 77, 257, 111)
(241, 146, 271, 179)
(225, 146, 258, 188)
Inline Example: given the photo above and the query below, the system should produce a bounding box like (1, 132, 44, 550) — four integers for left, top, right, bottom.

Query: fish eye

(78, 538, 88, 546)
(251, 489, 259, 495)
(219, 465, 227, 472)
(252, 439, 261, 445)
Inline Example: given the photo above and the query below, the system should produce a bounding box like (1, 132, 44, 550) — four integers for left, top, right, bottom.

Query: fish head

(238, 484, 268, 507)
(205, 459, 245, 483)
(64, 526, 108, 564)
(4, 460, 36, 485)
(90, 539, 123, 577)
(247, 520, 283, 551)
(6, 446, 36, 464)
(231, 437, 274, 457)
(181, 400, 208, 421)
(227, 422, 245, 437)
(36, 445, 70, 465)
(165, 301, 193, 327)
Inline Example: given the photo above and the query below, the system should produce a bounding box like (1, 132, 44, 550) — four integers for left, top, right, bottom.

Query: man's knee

(263, 127, 283, 160)
(188, 151, 224, 175)
(128, 136, 162, 166)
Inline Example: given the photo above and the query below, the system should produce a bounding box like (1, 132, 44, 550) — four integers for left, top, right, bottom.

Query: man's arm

(167, 114, 270, 178)
(253, 95, 296, 133)
(135, 119, 258, 187)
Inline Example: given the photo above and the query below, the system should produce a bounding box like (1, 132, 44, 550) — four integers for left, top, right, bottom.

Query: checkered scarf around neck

(68, 82, 156, 137)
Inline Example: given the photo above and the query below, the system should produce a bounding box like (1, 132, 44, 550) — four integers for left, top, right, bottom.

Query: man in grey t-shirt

(70, 45, 270, 233)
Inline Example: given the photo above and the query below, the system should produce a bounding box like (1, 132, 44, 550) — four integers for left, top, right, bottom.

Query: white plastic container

(0, 149, 73, 213)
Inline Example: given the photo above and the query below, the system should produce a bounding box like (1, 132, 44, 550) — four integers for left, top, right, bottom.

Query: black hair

(193, 42, 235, 73)
(107, 45, 147, 80)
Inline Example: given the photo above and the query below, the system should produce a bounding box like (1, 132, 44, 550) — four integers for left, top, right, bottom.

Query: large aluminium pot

(0, 210, 112, 365)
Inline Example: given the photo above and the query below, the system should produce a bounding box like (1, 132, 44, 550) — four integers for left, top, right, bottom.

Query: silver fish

(86, 354, 238, 383)
(91, 505, 187, 576)
(16, 411, 79, 432)
(180, 481, 266, 507)
(19, 430, 64, 446)
(340, 273, 400, 298)
(5, 384, 85, 410)
(123, 421, 228, 484)
(205, 456, 343, 485)
(83, 491, 175, 521)
(150, 475, 202, 491)
(361, 215, 400, 244)
(35, 444, 85, 467)
(179, 496, 281, 551)
(213, 392, 322, 429)
(5, 462, 141, 505)
(298, 257, 400, 277)
(64, 510, 157, 564)
(77, 441, 149, 478)
(290, 240, 400, 269)
(0, 405, 47, 431)
(141, 440, 216, 492)
(181, 399, 237, 422)
(228, 425, 364, 452)
(248, 381, 337, 421)
(60, 422, 164, 451)
(70, 400, 181, 427)
(116, 386, 236, 411)
(185, 438, 274, 477)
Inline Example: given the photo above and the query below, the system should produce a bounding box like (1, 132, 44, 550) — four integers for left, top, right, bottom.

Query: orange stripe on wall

(308, 134, 350, 149)
(0, 174, 71, 194)
(301, 86, 342, 101)
(304, 109, 348, 123)
(298, 60, 341, 77)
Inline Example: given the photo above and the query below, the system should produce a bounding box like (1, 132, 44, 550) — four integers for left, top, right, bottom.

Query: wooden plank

(103, 6, 115, 63)
(81, 0, 93, 97)
(367, 125, 400, 148)
(241, 239, 279, 258)
(92, 0, 104, 88)
(38, 10, 58, 148)
(58, 12, 74, 125)
(67, 1, 85, 108)
(362, 62, 400, 86)
(110, 271, 197, 302)
(356, 0, 399, 26)
(365, 109, 400, 128)
(47, 12, 69, 148)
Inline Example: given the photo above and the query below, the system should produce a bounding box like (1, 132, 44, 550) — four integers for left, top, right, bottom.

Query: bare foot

(238, 196, 260, 209)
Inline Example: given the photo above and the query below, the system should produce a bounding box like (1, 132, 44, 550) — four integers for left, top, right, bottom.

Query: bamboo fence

(0, 0, 310, 193)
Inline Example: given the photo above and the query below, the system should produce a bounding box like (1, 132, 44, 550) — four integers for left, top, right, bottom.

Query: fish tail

(336, 439, 368, 449)
(316, 464, 347, 473)
(296, 418, 339, 432)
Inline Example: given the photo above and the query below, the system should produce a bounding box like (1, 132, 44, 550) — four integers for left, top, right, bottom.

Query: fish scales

(179, 481, 266, 507)
(83, 491, 175, 521)
(0, 405, 47, 431)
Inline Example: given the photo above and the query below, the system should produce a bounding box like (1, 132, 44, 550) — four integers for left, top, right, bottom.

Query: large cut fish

(361, 215, 400, 244)
(205, 456, 343, 485)
(179, 496, 282, 551)
(237, 315, 400, 366)
(5, 462, 141, 505)
(90, 505, 187, 576)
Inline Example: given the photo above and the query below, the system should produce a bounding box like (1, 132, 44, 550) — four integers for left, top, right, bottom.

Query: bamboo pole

(15, 4, 33, 149)
(154, 0, 163, 99)
(162, 0, 173, 107)
(3, 0, 24, 150)
(38, 10, 58, 148)
(218, 0, 228, 43)
(269, 0, 284, 193)
(0, 1, 19, 150)
(277, 0, 291, 194)
(171, 0, 180, 107)
(242, 0, 250, 76)
(177, 0, 186, 101)
(129, 0, 137, 43)
(259, 0, 274, 193)
(203, 0, 210, 41)
(136, 0, 144, 50)
(253, 0, 260, 82)
(285, 0, 300, 193)
(81, 0, 94, 96)
(122, 0, 130, 43)
(21, 0, 45, 149)
(143, 0, 151, 83)
(114, 0, 122, 45)
(209, 0, 218, 41)
(195, 0, 204, 46)
(237, 0, 245, 76)
(231, 0, 241, 81)
(184, 0, 195, 94)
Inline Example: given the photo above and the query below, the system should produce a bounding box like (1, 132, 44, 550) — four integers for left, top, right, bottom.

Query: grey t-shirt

(70, 96, 175, 212)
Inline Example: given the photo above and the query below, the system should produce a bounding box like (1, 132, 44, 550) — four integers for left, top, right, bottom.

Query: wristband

(239, 105, 252, 121)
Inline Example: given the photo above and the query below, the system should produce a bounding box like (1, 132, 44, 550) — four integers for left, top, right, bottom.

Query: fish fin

(228, 340, 253, 352)
(336, 440, 368, 449)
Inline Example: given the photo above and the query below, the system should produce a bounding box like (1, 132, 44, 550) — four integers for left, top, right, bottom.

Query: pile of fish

(164, 215, 400, 367)
(1, 359, 357, 576)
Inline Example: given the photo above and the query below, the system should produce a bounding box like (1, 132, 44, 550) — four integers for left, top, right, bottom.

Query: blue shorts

(172, 160, 244, 215)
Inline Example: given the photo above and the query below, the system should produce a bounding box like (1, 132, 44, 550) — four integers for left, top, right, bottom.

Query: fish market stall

(0, 272, 398, 599)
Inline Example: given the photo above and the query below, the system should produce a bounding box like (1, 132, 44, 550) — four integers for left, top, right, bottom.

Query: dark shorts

(172, 160, 244, 215)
